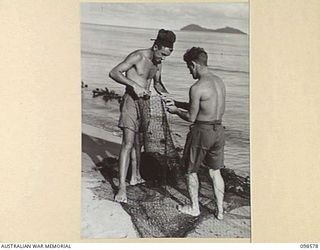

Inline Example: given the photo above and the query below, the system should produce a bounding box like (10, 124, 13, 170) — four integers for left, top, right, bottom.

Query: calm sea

(81, 23, 250, 177)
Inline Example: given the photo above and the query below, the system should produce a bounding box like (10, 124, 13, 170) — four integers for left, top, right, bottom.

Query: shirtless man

(109, 29, 176, 203)
(166, 47, 225, 219)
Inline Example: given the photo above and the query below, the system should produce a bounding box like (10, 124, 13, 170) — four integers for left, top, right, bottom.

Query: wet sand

(81, 124, 251, 239)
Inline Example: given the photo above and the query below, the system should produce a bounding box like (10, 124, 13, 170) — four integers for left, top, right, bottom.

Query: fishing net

(137, 95, 182, 185)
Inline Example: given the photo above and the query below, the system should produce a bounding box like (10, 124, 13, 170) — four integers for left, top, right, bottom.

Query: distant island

(181, 24, 247, 35)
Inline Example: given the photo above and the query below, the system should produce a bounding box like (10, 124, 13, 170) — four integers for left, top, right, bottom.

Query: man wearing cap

(166, 47, 225, 220)
(109, 29, 176, 203)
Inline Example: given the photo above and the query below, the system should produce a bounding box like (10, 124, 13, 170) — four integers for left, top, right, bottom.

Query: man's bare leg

(209, 169, 225, 220)
(178, 173, 200, 216)
(129, 133, 145, 185)
(114, 128, 135, 203)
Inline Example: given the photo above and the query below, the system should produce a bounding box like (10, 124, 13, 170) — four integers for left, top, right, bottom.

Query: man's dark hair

(152, 29, 176, 49)
(183, 47, 208, 66)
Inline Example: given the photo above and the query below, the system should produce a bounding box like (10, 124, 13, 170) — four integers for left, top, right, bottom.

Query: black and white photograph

(81, 2, 250, 238)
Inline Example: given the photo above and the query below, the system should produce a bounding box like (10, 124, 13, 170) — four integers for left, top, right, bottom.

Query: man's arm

(167, 85, 200, 122)
(153, 63, 169, 94)
(174, 100, 190, 110)
(109, 52, 147, 97)
(153, 64, 189, 108)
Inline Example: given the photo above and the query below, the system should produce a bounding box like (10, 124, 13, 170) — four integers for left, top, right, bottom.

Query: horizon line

(80, 22, 247, 35)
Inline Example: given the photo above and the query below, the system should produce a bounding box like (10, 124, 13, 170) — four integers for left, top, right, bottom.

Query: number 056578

(300, 244, 319, 248)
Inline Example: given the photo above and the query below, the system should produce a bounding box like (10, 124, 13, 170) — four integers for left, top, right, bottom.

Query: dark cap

(153, 29, 176, 48)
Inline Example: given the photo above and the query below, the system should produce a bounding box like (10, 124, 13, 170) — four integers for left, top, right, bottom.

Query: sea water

(81, 23, 249, 177)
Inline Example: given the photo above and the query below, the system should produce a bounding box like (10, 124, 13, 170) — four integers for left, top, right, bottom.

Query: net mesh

(137, 95, 182, 184)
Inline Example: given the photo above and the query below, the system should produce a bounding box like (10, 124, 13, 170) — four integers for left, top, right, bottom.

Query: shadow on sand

(82, 133, 250, 238)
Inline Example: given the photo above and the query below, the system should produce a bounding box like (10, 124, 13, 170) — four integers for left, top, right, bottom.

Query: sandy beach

(81, 124, 250, 239)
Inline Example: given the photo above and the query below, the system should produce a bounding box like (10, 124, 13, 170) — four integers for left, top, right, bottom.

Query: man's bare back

(192, 73, 226, 122)
(166, 47, 225, 219)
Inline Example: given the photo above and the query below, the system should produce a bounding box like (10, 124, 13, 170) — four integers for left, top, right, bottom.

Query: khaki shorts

(118, 92, 150, 133)
(182, 120, 225, 173)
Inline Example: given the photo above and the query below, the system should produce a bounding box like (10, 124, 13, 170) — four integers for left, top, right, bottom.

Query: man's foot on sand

(177, 205, 200, 217)
(114, 188, 127, 203)
(129, 177, 146, 186)
(216, 211, 224, 220)
(112, 178, 129, 187)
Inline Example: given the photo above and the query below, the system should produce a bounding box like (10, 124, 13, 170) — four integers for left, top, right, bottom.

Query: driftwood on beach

(92, 87, 122, 103)
(81, 81, 88, 88)
(90, 86, 190, 110)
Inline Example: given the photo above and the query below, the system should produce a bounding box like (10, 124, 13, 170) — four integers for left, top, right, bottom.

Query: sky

(81, 3, 249, 34)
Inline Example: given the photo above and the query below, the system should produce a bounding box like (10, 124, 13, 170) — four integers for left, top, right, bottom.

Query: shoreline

(81, 124, 137, 238)
(82, 123, 250, 238)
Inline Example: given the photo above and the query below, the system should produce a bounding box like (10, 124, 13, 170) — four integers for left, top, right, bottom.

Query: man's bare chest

(135, 61, 158, 79)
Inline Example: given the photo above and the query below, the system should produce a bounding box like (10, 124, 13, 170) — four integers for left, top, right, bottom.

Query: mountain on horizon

(181, 24, 247, 35)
